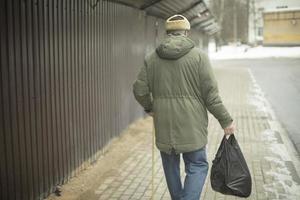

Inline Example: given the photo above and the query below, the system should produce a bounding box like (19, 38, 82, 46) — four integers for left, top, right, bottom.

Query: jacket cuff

(219, 118, 233, 129)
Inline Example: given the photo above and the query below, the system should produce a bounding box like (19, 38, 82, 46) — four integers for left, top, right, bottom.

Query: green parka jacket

(133, 35, 233, 154)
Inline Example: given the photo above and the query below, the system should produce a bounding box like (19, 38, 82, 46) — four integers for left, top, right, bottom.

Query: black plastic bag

(210, 135, 252, 197)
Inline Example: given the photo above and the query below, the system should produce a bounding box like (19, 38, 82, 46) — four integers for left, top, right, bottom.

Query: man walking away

(133, 14, 235, 200)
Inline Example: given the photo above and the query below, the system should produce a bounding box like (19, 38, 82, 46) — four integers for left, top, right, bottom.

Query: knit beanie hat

(165, 15, 191, 31)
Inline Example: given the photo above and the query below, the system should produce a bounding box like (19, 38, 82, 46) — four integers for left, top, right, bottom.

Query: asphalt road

(212, 58, 300, 154)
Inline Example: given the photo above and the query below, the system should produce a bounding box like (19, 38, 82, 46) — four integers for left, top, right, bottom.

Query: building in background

(248, 0, 300, 45)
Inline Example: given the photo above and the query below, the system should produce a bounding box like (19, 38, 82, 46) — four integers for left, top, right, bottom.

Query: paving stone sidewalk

(48, 66, 300, 200)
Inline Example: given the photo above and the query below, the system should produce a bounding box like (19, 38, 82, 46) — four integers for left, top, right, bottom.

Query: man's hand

(224, 121, 235, 135)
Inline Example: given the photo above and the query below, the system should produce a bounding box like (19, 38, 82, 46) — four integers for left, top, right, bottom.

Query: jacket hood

(156, 35, 195, 60)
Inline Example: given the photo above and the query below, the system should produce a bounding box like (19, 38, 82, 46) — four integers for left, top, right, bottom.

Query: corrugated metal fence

(0, 0, 165, 199)
(0, 0, 206, 199)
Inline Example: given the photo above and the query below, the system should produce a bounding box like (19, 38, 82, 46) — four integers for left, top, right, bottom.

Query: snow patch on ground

(264, 170, 300, 200)
(209, 44, 300, 60)
(261, 129, 277, 143)
(247, 69, 269, 115)
(262, 130, 300, 199)
(247, 70, 300, 199)
(263, 153, 300, 198)
(262, 130, 291, 161)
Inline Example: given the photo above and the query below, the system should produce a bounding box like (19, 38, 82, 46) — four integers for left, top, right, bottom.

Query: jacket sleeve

(133, 62, 153, 112)
(199, 52, 233, 129)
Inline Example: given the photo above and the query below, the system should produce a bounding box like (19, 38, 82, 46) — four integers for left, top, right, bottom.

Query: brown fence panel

(0, 0, 169, 199)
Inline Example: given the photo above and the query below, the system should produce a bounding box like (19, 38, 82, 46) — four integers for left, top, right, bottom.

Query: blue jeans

(160, 147, 208, 200)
